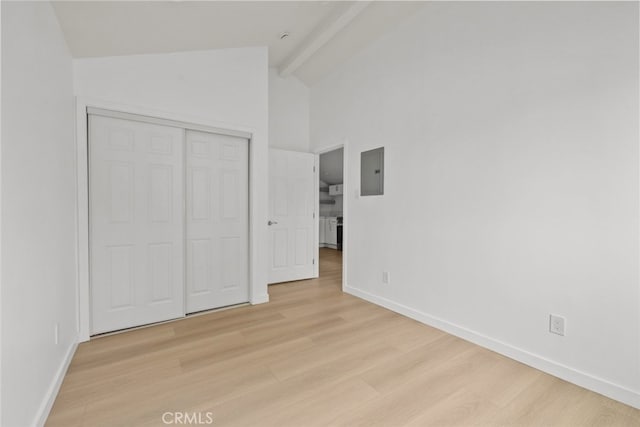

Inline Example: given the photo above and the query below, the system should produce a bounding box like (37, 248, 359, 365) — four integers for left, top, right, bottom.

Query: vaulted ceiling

(51, 1, 424, 85)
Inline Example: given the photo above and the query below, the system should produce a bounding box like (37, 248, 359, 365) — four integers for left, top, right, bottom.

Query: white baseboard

(319, 244, 338, 249)
(34, 338, 78, 427)
(251, 293, 269, 305)
(344, 285, 640, 410)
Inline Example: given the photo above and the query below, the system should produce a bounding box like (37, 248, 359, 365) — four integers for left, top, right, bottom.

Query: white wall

(269, 67, 309, 152)
(1, 3, 4, 423)
(1, 2, 77, 425)
(74, 47, 270, 337)
(311, 2, 640, 407)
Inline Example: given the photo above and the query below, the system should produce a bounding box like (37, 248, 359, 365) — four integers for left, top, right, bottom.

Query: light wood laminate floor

(48, 248, 640, 426)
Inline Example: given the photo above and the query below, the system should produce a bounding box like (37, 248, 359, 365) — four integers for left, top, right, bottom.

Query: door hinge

(313, 166, 316, 172)
(313, 259, 315, 265)
(313, 212, 315, 219)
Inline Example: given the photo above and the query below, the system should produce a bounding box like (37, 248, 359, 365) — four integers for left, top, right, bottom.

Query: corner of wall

(268, 67, 311, 152)
(34, 339, 78, 427)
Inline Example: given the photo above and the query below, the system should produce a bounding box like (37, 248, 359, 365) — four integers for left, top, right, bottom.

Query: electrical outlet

(54, 323, 59, 345)
(382, 271, 390, 285)
(549, 314, 565, 336)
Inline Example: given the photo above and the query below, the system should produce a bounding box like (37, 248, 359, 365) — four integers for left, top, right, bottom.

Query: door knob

(268, 220, 278, 226)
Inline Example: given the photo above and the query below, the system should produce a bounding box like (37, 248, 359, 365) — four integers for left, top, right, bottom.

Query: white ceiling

(51, 1, 424, 85)
(295, 1, 425, 83)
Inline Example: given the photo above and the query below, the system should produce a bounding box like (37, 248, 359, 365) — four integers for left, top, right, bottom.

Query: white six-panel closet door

(89, 115, 185, 334)
(185, 130, 249, 313)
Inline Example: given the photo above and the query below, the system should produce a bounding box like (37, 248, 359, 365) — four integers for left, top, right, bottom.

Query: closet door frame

(75, 97, 265, 341)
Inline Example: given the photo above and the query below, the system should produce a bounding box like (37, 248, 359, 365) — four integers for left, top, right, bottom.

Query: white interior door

(268, 149, 316, 283)
(89, 115, 184, 334)
(185, 130, 249, 313)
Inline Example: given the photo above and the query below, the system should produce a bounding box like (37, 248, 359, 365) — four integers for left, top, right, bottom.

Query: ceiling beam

(279, 1, 372, 78)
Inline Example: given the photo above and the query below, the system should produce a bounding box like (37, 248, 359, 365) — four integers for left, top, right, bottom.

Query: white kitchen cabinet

(329, 184, 343, 196)
(319, 217, 327, 245)
(327, 217, 338, 246)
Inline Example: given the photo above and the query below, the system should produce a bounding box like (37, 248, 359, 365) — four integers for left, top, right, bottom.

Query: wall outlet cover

(382, 271, 390, 285)
(549, 314, 565, 336)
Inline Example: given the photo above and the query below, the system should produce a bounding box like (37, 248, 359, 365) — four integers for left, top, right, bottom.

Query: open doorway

(317, 147, 344, 287)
